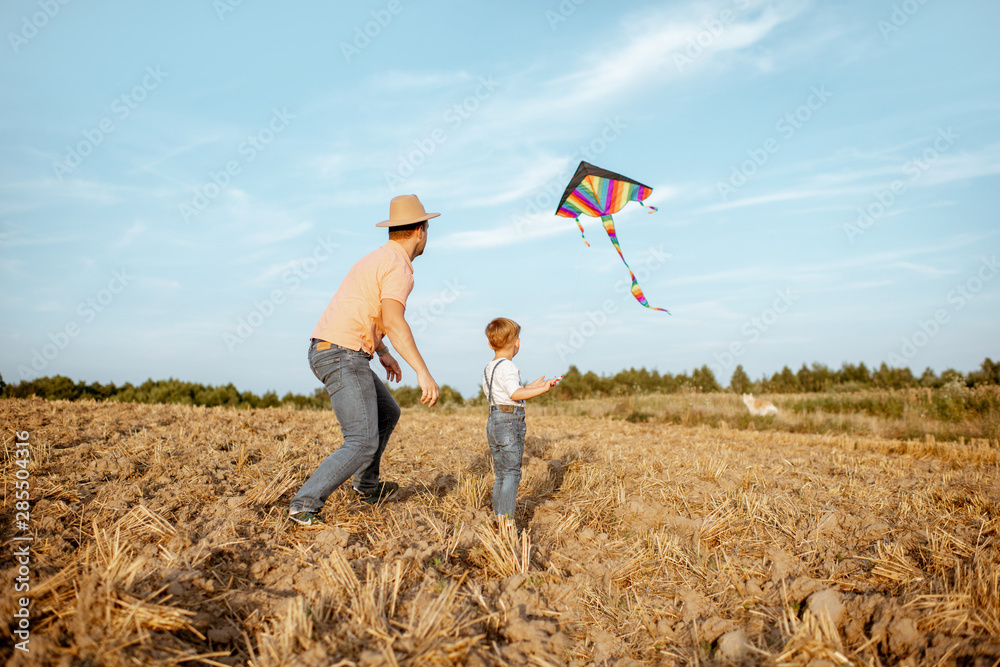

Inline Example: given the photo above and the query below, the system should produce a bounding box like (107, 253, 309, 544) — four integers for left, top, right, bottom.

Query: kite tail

(639, 201, 658, 213)
(574, 216, 590, 247)
(601, 215, 670, 314)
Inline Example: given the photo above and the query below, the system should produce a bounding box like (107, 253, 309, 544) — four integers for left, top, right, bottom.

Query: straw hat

(376, 194, 440, 228)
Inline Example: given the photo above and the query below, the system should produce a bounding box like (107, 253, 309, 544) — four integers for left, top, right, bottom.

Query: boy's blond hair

(485, 317, 520, 350)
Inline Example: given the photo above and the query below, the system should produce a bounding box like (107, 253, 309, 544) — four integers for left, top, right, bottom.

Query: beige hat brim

(375, 211, 440, 228)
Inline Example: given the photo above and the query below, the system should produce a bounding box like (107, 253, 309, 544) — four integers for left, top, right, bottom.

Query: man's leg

(290, 348, 380, 513)
(353, 369, 401, 493)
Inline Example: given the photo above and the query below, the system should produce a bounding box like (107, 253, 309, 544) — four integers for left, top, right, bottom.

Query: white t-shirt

(482, 358, 524, 406)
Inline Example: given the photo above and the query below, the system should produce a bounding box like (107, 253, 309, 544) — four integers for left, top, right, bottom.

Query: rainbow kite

(555, 161, 668, 313)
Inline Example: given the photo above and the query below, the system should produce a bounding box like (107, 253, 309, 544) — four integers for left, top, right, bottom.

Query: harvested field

(2, 397, 999, 666)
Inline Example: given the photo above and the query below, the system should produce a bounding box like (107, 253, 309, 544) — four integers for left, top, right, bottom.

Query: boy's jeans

(486, 407, 526, 518)
(290, 340, 401, 513)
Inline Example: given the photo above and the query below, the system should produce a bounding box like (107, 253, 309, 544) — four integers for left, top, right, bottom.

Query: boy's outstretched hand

(512, 375, 561, 401)
(527, 376, 562, 392)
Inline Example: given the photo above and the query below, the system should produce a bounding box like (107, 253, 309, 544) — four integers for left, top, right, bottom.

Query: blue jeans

(486, 407, 526, 518)
(289, 340, 401, 513)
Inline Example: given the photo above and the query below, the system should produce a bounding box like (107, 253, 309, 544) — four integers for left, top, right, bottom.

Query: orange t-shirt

(311, 241, 414, 355)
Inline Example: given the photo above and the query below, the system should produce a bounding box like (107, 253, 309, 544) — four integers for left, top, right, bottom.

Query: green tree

(796, 364, 815, 392)
(691, 365, 721, 392)
(582, 370, 605, 396)
(840, 362, 872, 386)
(918, 367, 941, 388)
(940, 368, 966, 386)
(556, 365, 585, 400)
(770, 366, 801, 393)
(388, 384, 422, 407)
(438, 384, 464, 405)
(969, 358, 1000, 386)
(729, 365, 750, 394)
(872, 363, 917, 390)
(259, 390, 280, 408)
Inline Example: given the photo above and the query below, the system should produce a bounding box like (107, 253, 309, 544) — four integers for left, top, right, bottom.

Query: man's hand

(417, 371, 439, 407)
(381, 298, 438, 406)
(379, 352, 402, 383)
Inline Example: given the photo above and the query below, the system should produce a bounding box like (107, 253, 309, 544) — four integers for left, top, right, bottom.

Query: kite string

(567, 238, 587, 346)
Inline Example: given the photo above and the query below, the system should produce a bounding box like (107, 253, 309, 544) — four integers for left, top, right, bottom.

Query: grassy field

(2, 396, 999, 665)
(523, 386, 1000, 445)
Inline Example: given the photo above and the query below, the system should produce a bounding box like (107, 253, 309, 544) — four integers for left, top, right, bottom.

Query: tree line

(536, 358, 999, 401)
(0, 375, 330, 410)
(0, 374, 465, 410)
(1, 358, 996, 409)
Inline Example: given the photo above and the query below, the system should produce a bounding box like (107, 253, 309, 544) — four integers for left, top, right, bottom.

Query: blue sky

(2, 0, 998, 399)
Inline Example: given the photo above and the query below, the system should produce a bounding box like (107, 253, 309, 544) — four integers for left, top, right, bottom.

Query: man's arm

(381, 298, 439, 406)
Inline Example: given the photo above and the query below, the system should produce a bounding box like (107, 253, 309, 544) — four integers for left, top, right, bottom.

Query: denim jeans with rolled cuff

(289, 339, 401, 513)
(486, 406, 526, 518)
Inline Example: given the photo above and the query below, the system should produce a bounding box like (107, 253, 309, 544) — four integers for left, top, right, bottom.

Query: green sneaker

(288, 510, 325, 527)
(352, 481, 400, 505)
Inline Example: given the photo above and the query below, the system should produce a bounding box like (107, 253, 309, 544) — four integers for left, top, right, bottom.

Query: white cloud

(138, 277, 182, 291)
(32, 300, 62, 312)
(889, 262, 958, 278)
(246, 220, 314, 245)
(115, 221, 146, 248)
(371, 70, 475, 91)
(0, 258, 26, 274)
(436, 216, 569, 250)
(697, 142, 1000, 214)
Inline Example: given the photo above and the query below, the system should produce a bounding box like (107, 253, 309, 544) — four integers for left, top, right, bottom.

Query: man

(288, 194, 441, 527)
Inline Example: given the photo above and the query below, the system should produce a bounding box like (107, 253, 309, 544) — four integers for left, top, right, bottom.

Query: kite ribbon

(601, 215, 670, 313)
(574, 216, 590, 247)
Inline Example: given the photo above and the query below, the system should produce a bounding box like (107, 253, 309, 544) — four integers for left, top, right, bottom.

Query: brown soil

(2, 397, 999, 665)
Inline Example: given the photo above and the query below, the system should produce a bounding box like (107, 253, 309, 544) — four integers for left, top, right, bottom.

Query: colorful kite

(555, 161, 668, 313)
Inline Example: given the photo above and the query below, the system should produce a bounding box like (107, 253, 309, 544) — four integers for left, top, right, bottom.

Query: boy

(482, 317, 560, 523)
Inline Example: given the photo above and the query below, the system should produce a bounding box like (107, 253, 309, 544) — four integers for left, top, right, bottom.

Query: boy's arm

(510, 376, 560, 401)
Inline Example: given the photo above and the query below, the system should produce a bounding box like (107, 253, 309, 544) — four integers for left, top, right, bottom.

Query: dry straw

(2, 396, 998, 665)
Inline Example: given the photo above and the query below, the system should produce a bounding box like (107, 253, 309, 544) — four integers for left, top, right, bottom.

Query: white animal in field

(742, 393, 778, 416)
